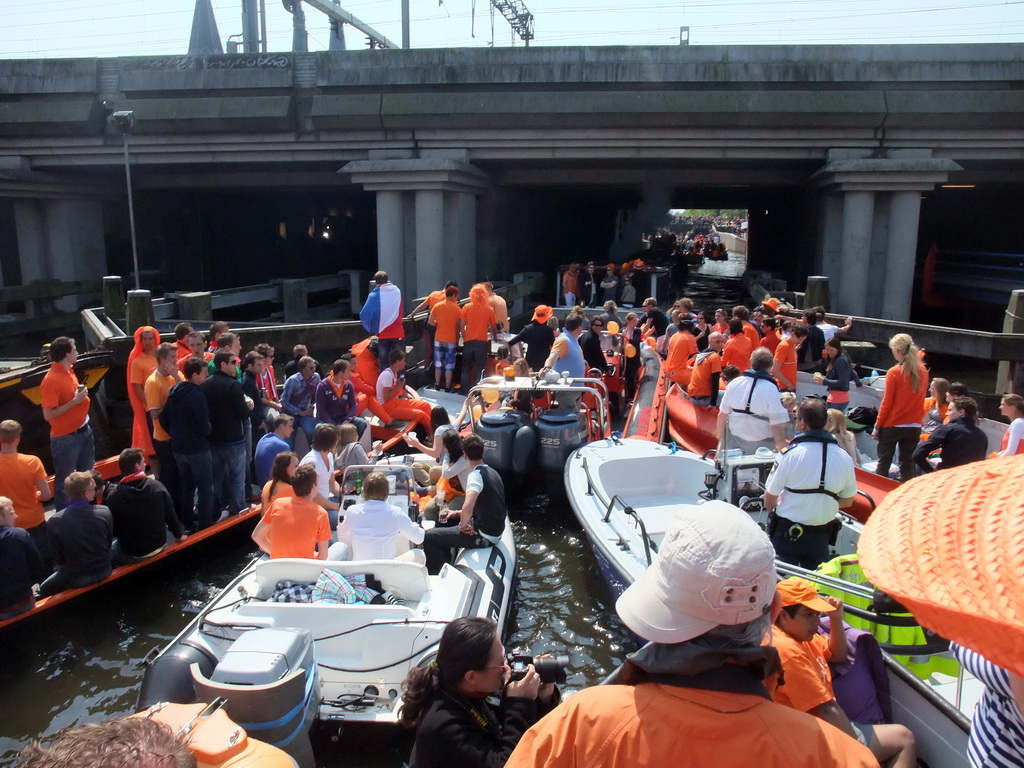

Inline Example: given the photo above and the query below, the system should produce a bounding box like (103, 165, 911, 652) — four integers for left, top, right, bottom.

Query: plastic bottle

(353, 470, 362, 495)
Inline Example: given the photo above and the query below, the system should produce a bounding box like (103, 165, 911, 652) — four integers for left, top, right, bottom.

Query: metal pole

(401, 0, 410, 47)
(123, 135, 141, 292)
(259, 0, 268, 52)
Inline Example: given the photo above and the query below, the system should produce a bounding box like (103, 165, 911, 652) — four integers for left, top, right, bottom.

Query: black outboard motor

(536, 408, 587, 474)
(138, 641, 218, 708)
(477, 410, 534, 474)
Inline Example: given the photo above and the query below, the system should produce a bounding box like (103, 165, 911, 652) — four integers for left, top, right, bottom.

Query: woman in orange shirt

(261, 451, 298, 519)
(872, 333, 928, 482)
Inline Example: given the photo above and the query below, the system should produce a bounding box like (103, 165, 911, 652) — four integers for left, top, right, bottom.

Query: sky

(0, 0, 1022, 58)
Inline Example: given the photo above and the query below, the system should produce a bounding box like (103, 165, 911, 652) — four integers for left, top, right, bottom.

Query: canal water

(0, 257, 747, 766)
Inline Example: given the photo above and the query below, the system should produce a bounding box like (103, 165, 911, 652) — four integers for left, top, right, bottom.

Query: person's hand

(871, 427, 879, 439)
(72, 387, 88, 404)
(459, 519, 476, 535)
(821, 595, 844, 619)
(505, 665, 541, 700)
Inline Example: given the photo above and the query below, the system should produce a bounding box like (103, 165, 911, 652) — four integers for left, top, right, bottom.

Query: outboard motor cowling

(536, 408, 587, 474)
(477, 410, 532, 473)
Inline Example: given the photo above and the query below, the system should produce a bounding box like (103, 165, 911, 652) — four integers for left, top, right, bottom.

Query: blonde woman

(826, 409, 860, 467)
(997, 393, 1024, 456)
(872, 334, 928, 482)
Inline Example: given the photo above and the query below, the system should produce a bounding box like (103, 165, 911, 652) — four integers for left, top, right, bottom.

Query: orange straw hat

(859, 455, 1024, 679)
(761, 297, 781, 313)
(532, 304, 553, 323)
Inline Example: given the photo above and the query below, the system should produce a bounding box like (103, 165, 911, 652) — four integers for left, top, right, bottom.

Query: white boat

(137, 464, 516, 763)
(565, 436, 971, 767)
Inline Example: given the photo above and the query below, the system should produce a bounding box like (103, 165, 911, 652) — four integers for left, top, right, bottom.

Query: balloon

(606, 321, 620, 335)
(625, 343, 637, 358)
(645, 337, 657, 348)
(481, 389, 500, 404)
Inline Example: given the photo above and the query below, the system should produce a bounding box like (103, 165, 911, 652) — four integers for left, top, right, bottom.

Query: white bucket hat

(616, 501, 775, 643)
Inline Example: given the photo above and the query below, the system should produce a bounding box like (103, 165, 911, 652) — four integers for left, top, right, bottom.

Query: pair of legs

(212, 442, 248, 515)
(875, 426, 920, 482)
(423, 526, 493, 574)
(287, 414, 318, 453)
(51, 426, 95, 511)
(152, 438, 181, 519)
(434, 342, 457, 390)
(38, 563, 111, 598)
(383, 398, 432, 432)
(376, 338, 403, 372)
(175, 449, 215, 530)
(461, 340, 490, 393)
(857, 722, 917, 768)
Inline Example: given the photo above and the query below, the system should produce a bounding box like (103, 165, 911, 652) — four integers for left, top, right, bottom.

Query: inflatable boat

(565, 436, 971, 767)
(137, 464, 517, 760)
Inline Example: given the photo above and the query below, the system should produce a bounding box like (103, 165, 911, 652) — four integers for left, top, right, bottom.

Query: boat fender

(511, 424, 538, 476)
(137, 641, 217, 709)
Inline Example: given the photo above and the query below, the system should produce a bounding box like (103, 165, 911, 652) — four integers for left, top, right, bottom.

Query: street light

(109, 110, 141, 291)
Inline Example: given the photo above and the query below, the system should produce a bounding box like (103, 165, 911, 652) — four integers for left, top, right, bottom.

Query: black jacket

(106, 476, 184, 556)
(48, 503, 112, 574)
(411, 692, 545, 768)
(202, 370, 249, 445)
(579, 330, 606, 371)
(507, 322, 556, 372)
(162, 380, 211, 455)
(0, 526, 47, 609)
(241, 370, 266, 431)
(913, 416, 988, 473)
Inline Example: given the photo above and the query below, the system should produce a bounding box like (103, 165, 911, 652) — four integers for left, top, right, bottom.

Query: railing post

(998, 289, 1024, 395)
(103, 275, 125, 319)
(805, 276, 830, 311)
(282, 279, 309, 323)
(126, 289, 155, 332)
(178, 292, 213, 324)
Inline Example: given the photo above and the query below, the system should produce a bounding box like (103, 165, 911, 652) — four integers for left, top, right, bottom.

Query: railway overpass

(1, 44, 1022, 319)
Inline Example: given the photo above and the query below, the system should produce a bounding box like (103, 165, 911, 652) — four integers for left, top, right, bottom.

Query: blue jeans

(51, 425, 95, 511)
(349, 416, 368, 439)
(377, 338, 403, 372)
(288, 414, 318, 452)
(175, 449, 215, 530)
(212, 442, 248, 515)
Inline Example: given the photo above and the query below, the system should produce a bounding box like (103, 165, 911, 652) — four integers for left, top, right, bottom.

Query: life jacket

(732, 369, 779, 419)
(780, 429, 842, 501)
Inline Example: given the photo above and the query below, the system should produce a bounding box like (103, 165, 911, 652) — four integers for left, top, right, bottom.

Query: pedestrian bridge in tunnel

(1, 44, 1022, 320)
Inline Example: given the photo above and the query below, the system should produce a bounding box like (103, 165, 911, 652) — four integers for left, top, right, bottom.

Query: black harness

(733, 369, 778, 420)
(780, 430, 842, 501)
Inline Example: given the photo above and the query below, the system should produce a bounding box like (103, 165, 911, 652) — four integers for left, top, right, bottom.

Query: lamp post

(110, 110, 141, 291)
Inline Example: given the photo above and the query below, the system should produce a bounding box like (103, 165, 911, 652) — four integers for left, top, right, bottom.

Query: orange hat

(859, 456, 1024, 680)
(761, 297, 780, 313)
(532, 304, 553, 323)
(776, 577, 834, 613)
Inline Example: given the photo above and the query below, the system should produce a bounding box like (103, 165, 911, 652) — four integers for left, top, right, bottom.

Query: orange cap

(859, 455, 1024, 680)
(776, 577, 834, 612)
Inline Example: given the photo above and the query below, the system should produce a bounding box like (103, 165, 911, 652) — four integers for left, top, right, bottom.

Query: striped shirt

(952, 643, 1024, 767)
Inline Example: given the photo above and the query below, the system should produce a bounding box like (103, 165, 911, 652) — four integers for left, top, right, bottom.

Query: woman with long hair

(422, 430, 469, 522)
(826, 409, 860, 467)
(261, 451, 298, 519)
(399, 617, 556, 768)
(872, 334, 929, 482)
(817, 337, 854, 413)
(920, 377, 949, 435)
(997, 393, 1024, 456)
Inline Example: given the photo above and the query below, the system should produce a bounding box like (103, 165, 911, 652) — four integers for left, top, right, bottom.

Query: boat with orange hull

(664, 383, 898, 523)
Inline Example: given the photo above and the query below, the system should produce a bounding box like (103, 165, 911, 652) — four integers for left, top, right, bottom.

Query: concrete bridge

(1, 44, 1022, 320)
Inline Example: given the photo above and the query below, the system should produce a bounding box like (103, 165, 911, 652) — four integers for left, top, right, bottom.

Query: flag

(360, 282, 404, 338)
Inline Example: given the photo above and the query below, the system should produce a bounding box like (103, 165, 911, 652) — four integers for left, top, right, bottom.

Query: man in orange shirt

(460, 283, 497, 393)
(732, 305, 761, 349)
(146, 343, 184, 518)
(687, 333, 725, 407)
(758, 317, 781, 354)
(0, 419, 53, 565)
(772, 323, 806, 393)
(428, 285, 463, 391)
(40, 336, 94, 511)
(664, 319, 698, 388)
(722, 319, 753, 372)
(408, 280, 457, 372)
(172, 323, 193, 365)
(251, 464, 333, 560)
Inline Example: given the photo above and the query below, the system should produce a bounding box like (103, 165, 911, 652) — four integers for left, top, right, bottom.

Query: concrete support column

(178, 291, 213, 323)
(414, 189, 444, 299)
(818, 193, 843, 281)
(375, 191, 406, 290)
(880, 191, 922, 321)
(838, 191, 875, 317)
(444, 191, 477, 289)
(103, 276, 125, 319)
(282, 279, 309, 323)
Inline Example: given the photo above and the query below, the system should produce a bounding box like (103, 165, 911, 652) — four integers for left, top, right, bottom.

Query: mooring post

(178, 292, 213, 324)
(103, 275, 125, 320)
(282, 279, 309, 323)
(126, 289, 155, 332)
(997, 289, 1024, 395)
(805, 276, 830, 312)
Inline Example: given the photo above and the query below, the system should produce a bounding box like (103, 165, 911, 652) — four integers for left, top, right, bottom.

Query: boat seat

(254, 558, 430, 602)
(631, 498, 702, 542)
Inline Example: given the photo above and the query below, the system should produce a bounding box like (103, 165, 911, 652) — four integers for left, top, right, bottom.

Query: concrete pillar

(103, 275, 124, 319)
(126, 289, 155, 331)
(838, 191, 875, 316)
(375, 191, 406, 289)
(880, 191, 922, 321)
(415, 189, 444, 298)
(819, 193, 843, 281)
(178, 291, 213, 323)
(805, 276, 830, 311)
(282, 279, 309, 323)
(444, 191, 477, 289)
(998, 289, 1024, 395)
(338, 269, 370, 317)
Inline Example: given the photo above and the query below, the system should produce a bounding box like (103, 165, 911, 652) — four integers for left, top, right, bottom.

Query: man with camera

(506, 503, 874, 768)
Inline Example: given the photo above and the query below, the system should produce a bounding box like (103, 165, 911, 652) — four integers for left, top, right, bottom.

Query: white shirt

(765, 438, 857, 525)
(376, 367, 399, 403)
(719, 374, 790, 441)
(300, 449, 335, 501)
(818, 322, 839, 342)
(338, 499, 425, 560)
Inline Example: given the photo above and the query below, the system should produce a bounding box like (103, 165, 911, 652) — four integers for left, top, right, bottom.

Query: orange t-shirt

(773, 337, 798, 391)
(145, 369, 183, 442)
(431, 300, 463, 344)
(742, 321, 761, 350)
(770, 629, 835, 714)
(130, 354, 158, 389)
(261, 479, 296, 520)
(40, 363, 90, 437)
(759, 330, 781, 354)
(687, 351, 722, 399)
(265, 495, 331, 559)
(461, 302, 497, 342)
(665, 331, 698, 386)
(0, 452, 47, 529)
(876, 364, 929, 429)
(425, 290, 446, 309)
(722, 334, 753, 371)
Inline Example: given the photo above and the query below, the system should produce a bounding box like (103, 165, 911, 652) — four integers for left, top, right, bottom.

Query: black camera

(507, 654, 568, 685)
